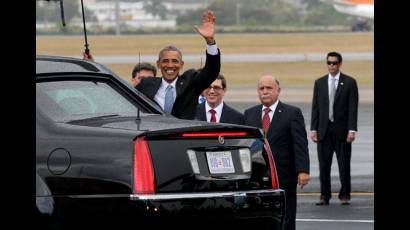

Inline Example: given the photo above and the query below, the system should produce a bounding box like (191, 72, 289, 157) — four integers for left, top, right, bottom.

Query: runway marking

(297, 219, 374, 223)
(297, 192, 374, 196)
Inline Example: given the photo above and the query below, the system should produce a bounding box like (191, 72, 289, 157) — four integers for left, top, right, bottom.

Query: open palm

(194, 10, 216, 41)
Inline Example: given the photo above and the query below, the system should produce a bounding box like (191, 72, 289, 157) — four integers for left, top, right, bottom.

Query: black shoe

(340, 199, 350, 205)
(315, 199, 329, 206)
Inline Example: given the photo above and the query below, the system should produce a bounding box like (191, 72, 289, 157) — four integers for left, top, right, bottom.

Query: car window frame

(36, 72, 164, 118)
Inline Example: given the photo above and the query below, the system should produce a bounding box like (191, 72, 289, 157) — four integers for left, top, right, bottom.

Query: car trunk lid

(133, 125, 279, 194)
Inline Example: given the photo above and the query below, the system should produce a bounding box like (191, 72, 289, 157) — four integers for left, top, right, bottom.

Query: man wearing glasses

(131, 62, 157, 87)
(310, 51, 359, 206)
(195, 74, 244, 125)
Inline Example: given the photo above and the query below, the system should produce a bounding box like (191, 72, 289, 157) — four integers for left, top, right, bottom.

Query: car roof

(36, 55, 112, 75)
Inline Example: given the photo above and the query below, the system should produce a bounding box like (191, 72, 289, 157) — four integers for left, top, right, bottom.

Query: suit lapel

(220, 103, 229, 123)
(197, 103, 207, 121)
(175, 75, 186, 98)
(149, 78, 162, 99)
(334, 73, 345, 102)
(267, 101, 283, 136)
(321, 76, 329, 105)
(249, 105, 263, 129)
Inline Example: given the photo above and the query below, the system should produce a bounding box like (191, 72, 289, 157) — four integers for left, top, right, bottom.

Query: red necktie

(262, 108, 271, 134)
(209, 109, 217, 122)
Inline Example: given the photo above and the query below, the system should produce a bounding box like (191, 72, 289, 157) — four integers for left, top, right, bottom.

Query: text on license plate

(206, 151, 235, 174)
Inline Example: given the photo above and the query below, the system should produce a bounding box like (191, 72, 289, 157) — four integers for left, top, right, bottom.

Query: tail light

(133, 137, 156, 194)
(263, 139, 279, 189)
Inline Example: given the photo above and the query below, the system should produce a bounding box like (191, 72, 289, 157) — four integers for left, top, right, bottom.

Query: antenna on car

(80, 0, 90, 56)
(40, 0, 66, 26)
(135, 52, 141, 127)
(135, 106, 141, 129)
(45, 0, 90, 55)
(59, 0, 66, 26)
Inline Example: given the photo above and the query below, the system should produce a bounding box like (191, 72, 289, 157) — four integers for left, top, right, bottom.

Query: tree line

(36, 0, 369, 33)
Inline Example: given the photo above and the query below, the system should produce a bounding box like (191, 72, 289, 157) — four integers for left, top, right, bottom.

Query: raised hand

(194, 10, 216, 44)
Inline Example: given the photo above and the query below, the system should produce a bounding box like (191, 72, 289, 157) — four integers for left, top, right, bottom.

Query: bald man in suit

(244, 75, 310, 230)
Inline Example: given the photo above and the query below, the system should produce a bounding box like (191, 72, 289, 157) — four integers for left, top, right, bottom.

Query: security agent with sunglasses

(136, 10, 220, 120)
(195, 74, 244, 125)
(310, 51, 359, 206)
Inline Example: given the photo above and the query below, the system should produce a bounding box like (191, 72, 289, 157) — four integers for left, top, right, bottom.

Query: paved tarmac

(296, 194, 374, 230)
(227, 86, 374, 193)
(227, 86, 374, 230)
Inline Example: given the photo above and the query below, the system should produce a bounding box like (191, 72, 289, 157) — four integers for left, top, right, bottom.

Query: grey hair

(258, 75, 280, 87)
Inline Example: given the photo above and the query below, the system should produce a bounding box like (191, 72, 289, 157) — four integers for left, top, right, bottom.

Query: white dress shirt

(206, 44, 218, 55)
(328, 72, 340, 97)
(261, 100, 279, 121)
(154, 78, 177, 110)
(323, 72, 355, 133)
(154, 44, 218, 111)
(205, 101, 223, 122)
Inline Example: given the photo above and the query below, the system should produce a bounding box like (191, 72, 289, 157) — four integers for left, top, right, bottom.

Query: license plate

(206, 151, 235, 174)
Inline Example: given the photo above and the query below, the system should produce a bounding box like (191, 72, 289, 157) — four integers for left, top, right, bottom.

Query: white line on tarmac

(296, 219, 374, 223)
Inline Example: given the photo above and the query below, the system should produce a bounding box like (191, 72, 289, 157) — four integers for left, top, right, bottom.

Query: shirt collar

(205, 101, 224, 115)
(328, 72, 340, 81)
(262, 99, 279, 113)
(161, 77, 178, 89)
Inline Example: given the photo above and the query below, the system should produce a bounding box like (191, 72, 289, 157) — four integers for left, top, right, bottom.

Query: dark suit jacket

(195, 102, 245, 125)
(311, 73, 359, 141)
(244, 102, 309, 189)
(136, 50, 220, 120)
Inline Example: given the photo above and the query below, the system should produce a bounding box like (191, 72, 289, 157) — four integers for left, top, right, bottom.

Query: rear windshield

(37, 80, 154, 122)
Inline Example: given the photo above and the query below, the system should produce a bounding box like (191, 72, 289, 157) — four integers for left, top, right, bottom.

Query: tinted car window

(37, 80, 154, 122)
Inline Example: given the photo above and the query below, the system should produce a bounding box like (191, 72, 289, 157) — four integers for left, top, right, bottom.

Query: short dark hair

(327, 51, 343, 63)
(158, 45, 182, 61)
(216, 74, 227, 89)
(132, 62, 157, 78)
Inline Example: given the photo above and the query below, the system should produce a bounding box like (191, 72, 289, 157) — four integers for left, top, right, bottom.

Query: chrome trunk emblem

(218, 136, 225, 144)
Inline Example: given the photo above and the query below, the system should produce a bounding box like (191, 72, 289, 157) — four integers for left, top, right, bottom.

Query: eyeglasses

(327, 61, 339, 66)
(207, 86, 224, 91)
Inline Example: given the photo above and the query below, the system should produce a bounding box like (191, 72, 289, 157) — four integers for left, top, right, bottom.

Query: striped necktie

(262, 107, 271, 134)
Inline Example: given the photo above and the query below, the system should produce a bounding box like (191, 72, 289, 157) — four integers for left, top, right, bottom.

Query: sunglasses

(327, 61, 339, 66)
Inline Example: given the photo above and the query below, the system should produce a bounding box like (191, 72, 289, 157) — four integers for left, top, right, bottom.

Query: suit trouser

(284, 187, 297, 230)
(317, 121, 352, 200)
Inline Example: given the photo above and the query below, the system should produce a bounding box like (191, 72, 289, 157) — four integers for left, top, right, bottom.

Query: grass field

(37, 33, 373, 55)
(37, 33, 374, 86)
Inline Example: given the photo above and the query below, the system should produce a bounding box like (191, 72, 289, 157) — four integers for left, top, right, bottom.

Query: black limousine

(36, 55, 285, 229)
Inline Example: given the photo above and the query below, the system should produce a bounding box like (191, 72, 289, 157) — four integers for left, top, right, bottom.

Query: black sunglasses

(327, 61, 339, 66)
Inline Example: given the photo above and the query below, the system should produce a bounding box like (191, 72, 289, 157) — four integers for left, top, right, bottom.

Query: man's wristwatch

(206, 39, 216, 45)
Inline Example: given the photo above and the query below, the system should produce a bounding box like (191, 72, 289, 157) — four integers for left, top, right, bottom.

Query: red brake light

(181, 132, 247, 137)
(133, 137, 156, 194)
(263, 139, 279, 189)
